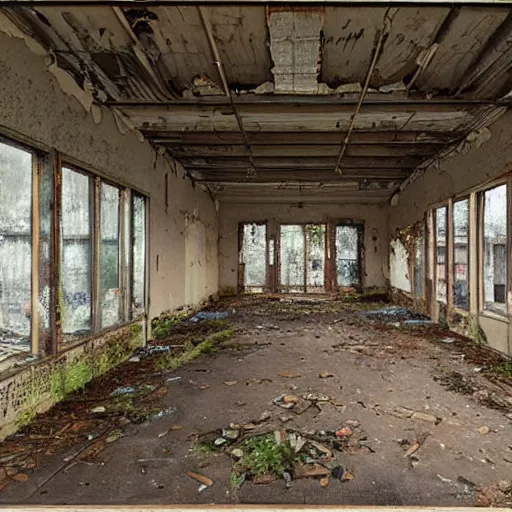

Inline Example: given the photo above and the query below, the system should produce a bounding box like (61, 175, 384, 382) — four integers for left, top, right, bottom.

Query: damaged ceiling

(1, 3, 512, 202)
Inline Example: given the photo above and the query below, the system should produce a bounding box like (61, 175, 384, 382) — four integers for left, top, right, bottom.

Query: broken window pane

(415, 235, 424, 298)
(336, 225, 360, 288)
(242, 223, 266, 291)
(0, 142, 32, 355)
(132, 194, 146, 317)
(100, 184, 121, 329)
(483, 185, 507, 315)
(435, 207, 447, 303)
(305, 224, 325, 292)
(61, 168, 92, 340)
(280, 225, 305, 292)
(453, 199, 469, 310)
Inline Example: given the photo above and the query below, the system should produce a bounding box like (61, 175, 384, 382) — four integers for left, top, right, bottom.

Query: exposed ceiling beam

(186, 168, 411, 178)
(152, 131, 459, 144)
(335, 9, 389, 174)
(106, 97, 512, 107)
(167, 144, 442, 157)
(197, 5, 255, 175)
(4, 1, 511, 6)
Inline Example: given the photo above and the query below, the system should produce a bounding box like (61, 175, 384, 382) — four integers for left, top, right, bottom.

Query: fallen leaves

(223, 381, 238, 387)
(319, 372, 334, 379)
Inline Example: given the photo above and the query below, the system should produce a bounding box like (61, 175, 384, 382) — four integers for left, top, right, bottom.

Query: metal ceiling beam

(334, 10, 389, 174)
(197, 5, 255, 175)
(167, 144, 442, 157)
(154, 131, 458, 144)
(108, 97, 512, 107)
(4, 1, 511, 6)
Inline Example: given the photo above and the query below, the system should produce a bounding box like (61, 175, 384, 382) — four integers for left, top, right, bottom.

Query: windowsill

(0, 319, 144, 381)
(479, 310, 509, 324)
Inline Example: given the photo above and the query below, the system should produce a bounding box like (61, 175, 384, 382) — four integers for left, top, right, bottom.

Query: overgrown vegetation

(491, 360, 512, 378)
(156, 328, 233, 370)
(231, 434, 295, 488)
(151, 311, 191, 339)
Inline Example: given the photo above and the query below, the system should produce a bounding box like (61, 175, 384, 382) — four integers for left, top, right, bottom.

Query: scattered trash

(403, 432, 430, 458)
(231, 448, 244, 459)
(214, 438, 228, 447)
(109, 386, 137, 398)
(187, 471, 213, 487)
(198, 484, 209, 493)
(166, 376, 182, 382)
(128, 356, 141, 362)
(91, 406, 106, 413)
(411, 411, 440, 424)
(189, 311, 229, 323)
(246, 378, 272, 386)
(320, 476, 329, 487)
(278, 370, 301, 379)
(478, 425, 490, 435)
(335, 426, 353, 438)
(440, 337, 455, 344)
(301, 392, 330, 402)
(273, 394, 298, 409)
(295, 464, 330, 479)
(438, 474, 452, 483)
(106, 429, 123, 444)
(253, 474, 275, 484)
(224, 380, 238, 386)
(283, 471, 292, 488)
(258, 411, 272, 422)
(319, 372, 334, 379)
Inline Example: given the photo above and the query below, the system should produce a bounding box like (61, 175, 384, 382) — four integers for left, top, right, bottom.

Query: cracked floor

(1, 296, 512, 506)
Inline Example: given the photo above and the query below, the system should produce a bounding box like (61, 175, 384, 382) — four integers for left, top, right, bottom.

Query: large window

(453, 199, 469, 310)
(336, 225, 361, 288)
(61, 168, 92, 339)
(414, 235, 424, 298)
(100, 183, 121, 329)
(132, 194, 146, 317)
(0, 137, 148, 362)
(0, 142, 33, 356)
(482, 185, 507, 315)
(435, 207, 447, 303)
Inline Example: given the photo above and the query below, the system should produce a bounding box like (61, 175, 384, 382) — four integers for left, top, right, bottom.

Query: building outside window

(482, 184, 507, 315)
(435, 206, 447, 303)
(453, 199, 469, 309)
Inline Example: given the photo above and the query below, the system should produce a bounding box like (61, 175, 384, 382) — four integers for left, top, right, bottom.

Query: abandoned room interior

(1, 0, 512, 507)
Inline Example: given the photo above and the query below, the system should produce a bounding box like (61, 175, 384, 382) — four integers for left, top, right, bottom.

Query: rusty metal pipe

(334, 14, 389, 175)
(197, 6, 255, 174)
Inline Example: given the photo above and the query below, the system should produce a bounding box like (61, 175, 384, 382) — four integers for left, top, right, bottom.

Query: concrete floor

(1, 296, 512, 506)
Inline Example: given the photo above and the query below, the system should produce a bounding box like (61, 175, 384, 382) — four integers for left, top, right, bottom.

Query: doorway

(239, 223, 267, 292)
(279, 224, 326, 293)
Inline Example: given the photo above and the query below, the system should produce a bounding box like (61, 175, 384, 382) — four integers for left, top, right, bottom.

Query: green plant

(492, 361, 512, 378)
(231, 434, 294, 488)
(16, 409, 36, 428)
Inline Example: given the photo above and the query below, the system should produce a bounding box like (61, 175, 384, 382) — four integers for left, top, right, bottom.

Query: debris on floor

(192, 413, 367, 489)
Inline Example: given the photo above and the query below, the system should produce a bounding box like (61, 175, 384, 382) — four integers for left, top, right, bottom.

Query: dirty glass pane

(280, 225, 305, 292)
(336, 225, 360, 288)
(39, 155, 53, 354)
(242, 223, 266, 291)
(483, 185, 507, 315)
(435, 207, 447, 303)
(132, 194, 145, 317)
(305, 224, 325, 291)
(453, 199, 469, 310)
(61, 168, 92, 340)
(100, 184, 121, 329)
(414, 235, 424, 298)
(0, 142, 32, 356)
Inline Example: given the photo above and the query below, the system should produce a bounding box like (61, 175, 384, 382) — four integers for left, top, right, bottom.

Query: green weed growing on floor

(231, 434, 294, 488)
(492, 360, 512, 378)
(156, 328, 233, 370)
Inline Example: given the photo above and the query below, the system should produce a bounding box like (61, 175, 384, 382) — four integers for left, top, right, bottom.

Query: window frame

(452, 196, 470, 312)
(479, 181, 509, 319)
(434, 205, 448, 305)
